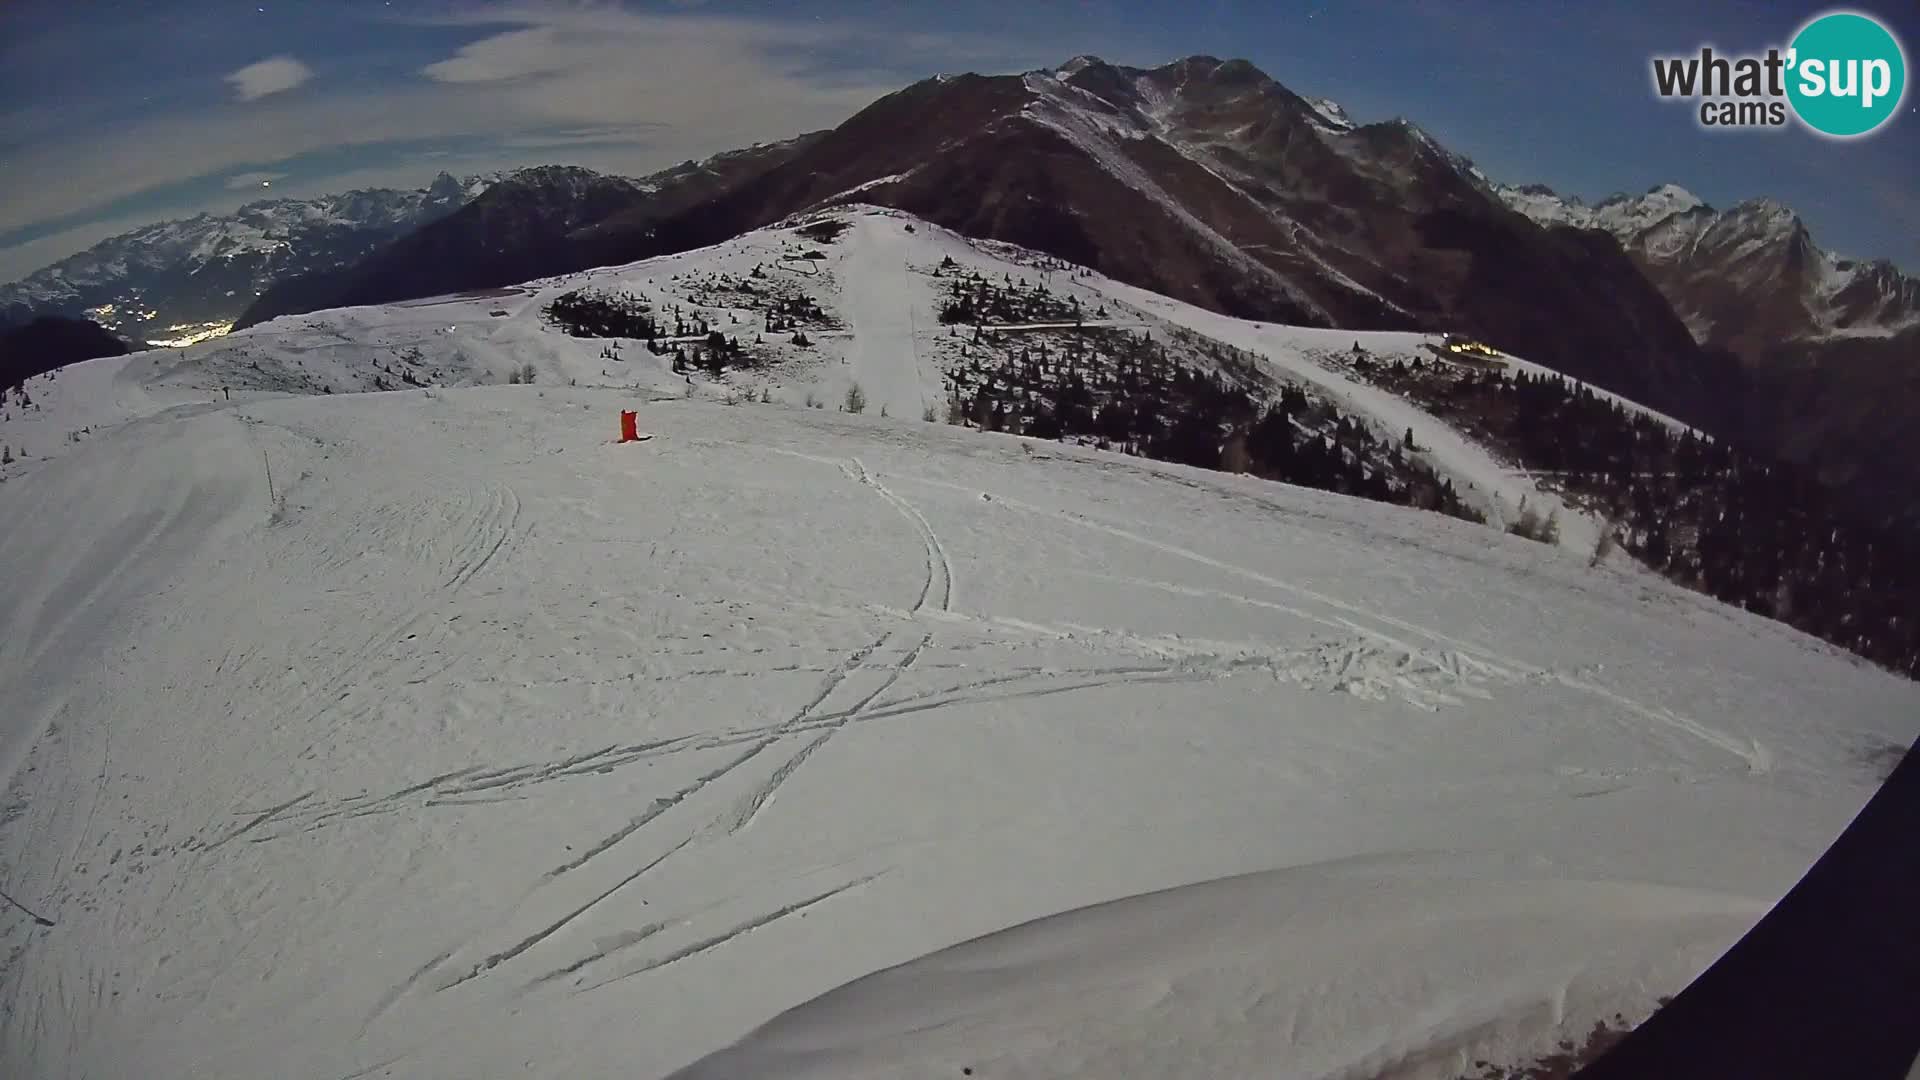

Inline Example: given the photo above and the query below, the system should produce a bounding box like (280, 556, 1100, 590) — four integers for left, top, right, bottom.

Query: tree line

(945, 326, 1482, 525)
(1357, 354, 1920, 676)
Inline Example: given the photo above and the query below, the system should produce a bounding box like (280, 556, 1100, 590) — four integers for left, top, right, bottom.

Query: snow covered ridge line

(821, 171, 916, 204)
(1497, 182, 1707, 233)
(671, 859, 1767, 1080)
(1494, 180, 1920, 340)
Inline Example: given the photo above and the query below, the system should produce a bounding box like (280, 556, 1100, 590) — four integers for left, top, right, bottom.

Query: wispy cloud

(225, 171, 288, 190)
(495, 125, 669, 150)
(225, 55, 314, 101)
(0, 1, 1083, 279)
(408, 4, 1055, 128)
(0, 216, 168, 283)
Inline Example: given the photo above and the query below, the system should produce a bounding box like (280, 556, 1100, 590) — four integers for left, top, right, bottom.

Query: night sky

(1, 0, 1914, 282)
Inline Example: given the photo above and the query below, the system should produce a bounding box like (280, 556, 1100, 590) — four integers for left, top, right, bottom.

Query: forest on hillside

(1346, 350, 1920, 677)
(936, 273, 1482, 526)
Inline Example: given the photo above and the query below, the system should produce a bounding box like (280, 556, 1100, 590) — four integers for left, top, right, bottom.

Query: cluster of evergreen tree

(367, 354, 429, 391)
(673, 270, 833, 334)
(946, 330, 1481, 525)
(665, 311, 715, 338)
(1228, 394, 1477, 519)
(667, 330, 752, 377)
(689, 270, 768, 302)
(937, 271, 1083, 327)
(1360, 357, 1920, 676)
(765, 296, 826, 333)
(543, 289, 660, 339)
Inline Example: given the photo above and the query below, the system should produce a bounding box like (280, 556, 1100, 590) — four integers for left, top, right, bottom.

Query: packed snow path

(830, 216, 943, 420)
(1, 387, 1915, 1079)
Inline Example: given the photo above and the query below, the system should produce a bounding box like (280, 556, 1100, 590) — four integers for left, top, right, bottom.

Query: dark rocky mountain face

(598, 56, 1735, 432)
(0, 316, 130, 388)
(1734, 327, 1920, 531)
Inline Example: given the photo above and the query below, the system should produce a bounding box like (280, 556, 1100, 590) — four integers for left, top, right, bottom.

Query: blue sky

(1, 0, 1915, 282)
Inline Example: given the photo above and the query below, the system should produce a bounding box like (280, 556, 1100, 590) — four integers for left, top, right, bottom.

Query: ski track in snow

(893, 469, 1770, 772)
(361, 447, 965, 1011)
(1, 209, 1915, 1080)
(574, 872, 887, 995)
(853, 457, 954, 613)
(255, 616, 1567, 853)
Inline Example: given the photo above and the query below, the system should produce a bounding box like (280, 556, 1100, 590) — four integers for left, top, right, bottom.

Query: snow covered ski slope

(1, 208, 1917, 1079)
(4, 385, 1916, 1079)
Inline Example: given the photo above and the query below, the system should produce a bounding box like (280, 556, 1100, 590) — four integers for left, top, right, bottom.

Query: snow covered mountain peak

(0, 173, 503, 342)
(1590, 184, 1712, 243)
(1504, 182, 1709, 235)
(493, 164, 636, 192)
(1497, 178, 1915, 344)
(1496, 183, 1591, 227)
(1645, 182, 1703, 208)
(1305, 95, 1356, 132)
(1720, 196, 1802, 230)
(1053, 54, 1104, 80)
(1596, 182, 1703, 212)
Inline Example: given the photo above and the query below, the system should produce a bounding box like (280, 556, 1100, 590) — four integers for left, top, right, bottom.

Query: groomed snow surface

(2, 209, 1917, 1080)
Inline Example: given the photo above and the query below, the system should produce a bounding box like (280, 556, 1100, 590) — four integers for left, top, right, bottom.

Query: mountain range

(1496, 182, 1920, 350)
(244, 56, 1739, 439)
(0, 173, 496, 343)
(235, 140, 822, 329)
(4, 53, 1914, 525)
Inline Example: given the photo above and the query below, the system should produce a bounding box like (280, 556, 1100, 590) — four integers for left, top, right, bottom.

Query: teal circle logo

(1786, 11, 1907, 137)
